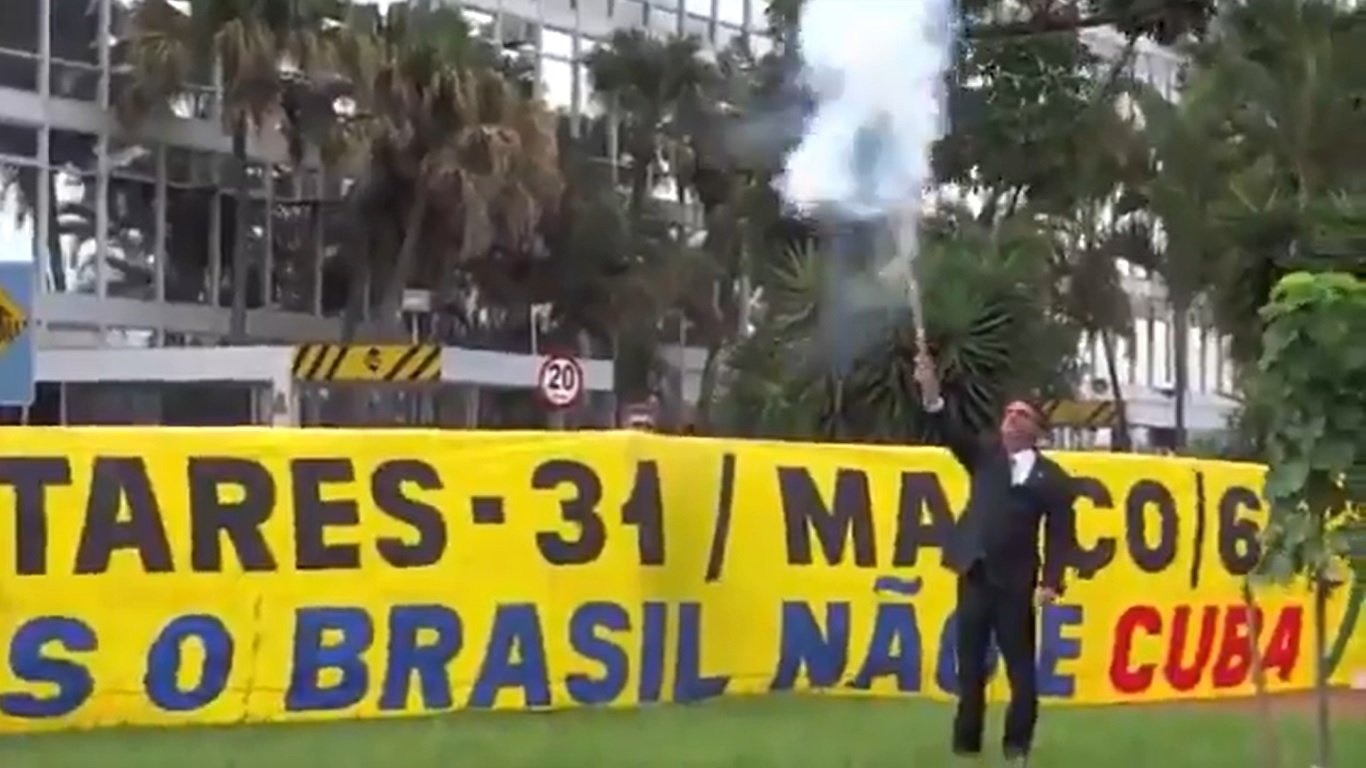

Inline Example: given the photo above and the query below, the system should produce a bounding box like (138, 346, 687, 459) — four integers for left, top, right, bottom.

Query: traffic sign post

(537, 353, 584, 409)
(0, 261, 36, 408)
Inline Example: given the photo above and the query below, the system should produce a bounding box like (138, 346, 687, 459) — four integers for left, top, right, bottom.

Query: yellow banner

(0, 430, 1361, 732)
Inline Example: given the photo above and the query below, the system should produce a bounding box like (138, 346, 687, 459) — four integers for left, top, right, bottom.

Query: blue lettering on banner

(469, 604, 551, 709)
(638, 601, 667, 703)
(0, 599, 1085, 721)
(286, 607, 374, 712)
(1037, 604, 1083, 698)
(850, 602, 922, 692)
(673, 602, 729, 702)
(0, 617, 97, 718)
(145, 614, 233, 712)
(379, 605, 462, 712)
(771, 601, 851, 690)
(566, 602, 630, 705)
(934, 604, 1084, 698)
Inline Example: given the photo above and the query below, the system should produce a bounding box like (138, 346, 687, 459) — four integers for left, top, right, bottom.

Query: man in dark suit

(912, 350, 1077, 766)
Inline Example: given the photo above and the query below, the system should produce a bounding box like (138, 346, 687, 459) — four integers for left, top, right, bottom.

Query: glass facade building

(0, 0, 771, 350)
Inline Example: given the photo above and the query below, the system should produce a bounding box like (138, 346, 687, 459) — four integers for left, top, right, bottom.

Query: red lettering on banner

(1109, 604, 1304, 694)
(1110, 605, 1161, 693)
(1165, 607, 1217, 691)
(1211, 606, 1256, 687)
(1262, 606, 1303, 682)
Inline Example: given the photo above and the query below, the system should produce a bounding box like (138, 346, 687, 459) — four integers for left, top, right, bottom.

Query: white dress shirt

(1009, 449, 1037, 486)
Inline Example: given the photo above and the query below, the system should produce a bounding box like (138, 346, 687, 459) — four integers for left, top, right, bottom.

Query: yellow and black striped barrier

(291, 344, 441, 383)
(1042, 399, 1119, 428)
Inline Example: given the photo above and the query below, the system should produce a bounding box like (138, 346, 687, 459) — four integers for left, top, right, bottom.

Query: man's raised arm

(912, 350, 979, 471)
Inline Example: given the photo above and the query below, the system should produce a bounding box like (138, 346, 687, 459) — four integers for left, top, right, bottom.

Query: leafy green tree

(1196, 0, 1366, 367)
(1254, 271, 1366, 768)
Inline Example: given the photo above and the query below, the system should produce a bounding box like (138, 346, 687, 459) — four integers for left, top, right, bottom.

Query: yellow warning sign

(0, 283, 27, 353)
(1042, 398, 1119, 428)
(291, 344, 441, 383)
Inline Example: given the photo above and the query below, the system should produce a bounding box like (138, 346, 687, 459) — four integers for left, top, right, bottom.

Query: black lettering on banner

(187, 458, 277, 572)
(534, 460, 607, 565)
(622, 461, 665, 566)
(1068, 476, 1117, 578)
(1218, 485, 1263, 576)
(778, 467, 875, 567)
(372, 459, 446, 568)
(1126, 479, 1178, 573)
(291, 458, 360, 570)
(0, 457, 72, 575)
(1188, 471, 1208, 589)
(704, 453, 738, 582)
(892, 471, 954, 567)
(74, 457, 174, 574)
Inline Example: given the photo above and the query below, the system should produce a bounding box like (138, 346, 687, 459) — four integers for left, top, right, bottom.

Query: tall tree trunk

(693, 342, 722, 431)
(375, 188, 430, 340)
(1242, 581, 1282, 768)
(1100, 329, 1132, 451)
(1171, 296, 1190, 449)
(228, 116, 252, 342)
(1313, 509, 1333, 768)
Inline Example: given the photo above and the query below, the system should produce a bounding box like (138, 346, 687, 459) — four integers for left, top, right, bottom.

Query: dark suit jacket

(929, 409, 1076, 594)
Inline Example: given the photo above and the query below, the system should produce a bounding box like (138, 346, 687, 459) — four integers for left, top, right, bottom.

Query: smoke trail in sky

(773, 0, 959, 382)
(779, 0, 958, 219)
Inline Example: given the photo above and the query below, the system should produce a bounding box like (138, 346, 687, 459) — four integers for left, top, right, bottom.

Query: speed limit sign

(537, 354, 584, 408)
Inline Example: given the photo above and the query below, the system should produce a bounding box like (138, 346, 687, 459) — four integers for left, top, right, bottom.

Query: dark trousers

(951, 562, 1038, 755)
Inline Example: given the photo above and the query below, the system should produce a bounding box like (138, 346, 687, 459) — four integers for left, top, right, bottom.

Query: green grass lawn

(3, 697, 1363, 768)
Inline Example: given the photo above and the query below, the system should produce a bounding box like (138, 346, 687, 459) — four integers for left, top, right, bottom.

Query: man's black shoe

(952, 746, 981, 761)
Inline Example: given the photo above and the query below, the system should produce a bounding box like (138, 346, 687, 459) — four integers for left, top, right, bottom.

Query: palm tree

(581, 29, 720, 402)
(116, 0, 346, 341)
(585, 30, 718, 229)
(339, 0, 561, 340)
(716, 213, 1080, 442)
(1121, 79, 1229, 448)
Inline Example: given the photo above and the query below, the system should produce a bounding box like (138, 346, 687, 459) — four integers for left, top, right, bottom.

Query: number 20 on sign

(538, 354, 584, 408)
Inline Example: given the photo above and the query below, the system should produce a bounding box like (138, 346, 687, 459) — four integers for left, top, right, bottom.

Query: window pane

(107, 146, 157, 301)
(49, 130, 100, 294)
(0, 120, 39, 160)
(270, 167, 318, 312)
(576, 64, 601, 117)
(542, 27, 574, 59)
(0, 0, 40, 52)
(164, 146, 217, 304)
(51, 0, 101, 101)
(0, 162, 38, 269)
(1153, 318, 1170, 385)
(718, 0, 745, 25)
(541, 57, 574, 112)
(1134, 317, 1150, 387)
(686, 0, 713, 17)
(0, 1, 40, 90)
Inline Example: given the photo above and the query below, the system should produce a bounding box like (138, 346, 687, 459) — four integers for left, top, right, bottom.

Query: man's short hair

(1005, 397, 1050, 430)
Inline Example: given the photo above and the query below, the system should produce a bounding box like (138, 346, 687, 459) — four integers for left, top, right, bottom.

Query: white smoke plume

(779, 0, 958, 220)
